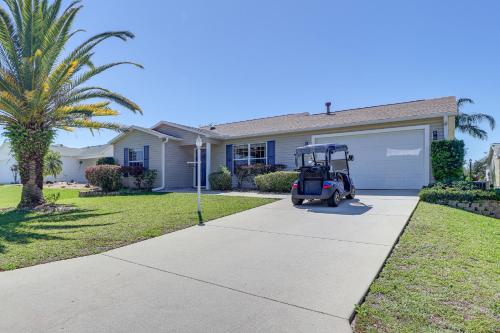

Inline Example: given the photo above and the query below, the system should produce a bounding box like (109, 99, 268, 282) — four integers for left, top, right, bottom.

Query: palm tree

(0, 0, 142, 208)
(43, 150, 62, 180)
(455, 98, 496, 140)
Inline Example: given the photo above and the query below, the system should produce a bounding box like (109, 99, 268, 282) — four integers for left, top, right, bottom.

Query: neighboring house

(111, 96, 457, 190)
(486, 144, 500, 188)
(0, 142, 112, 184)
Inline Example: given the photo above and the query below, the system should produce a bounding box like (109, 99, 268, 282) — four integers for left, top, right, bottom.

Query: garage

(313, 126, 429, 190)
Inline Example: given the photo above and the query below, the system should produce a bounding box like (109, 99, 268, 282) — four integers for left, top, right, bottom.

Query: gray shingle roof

(200, 96, 457, 138)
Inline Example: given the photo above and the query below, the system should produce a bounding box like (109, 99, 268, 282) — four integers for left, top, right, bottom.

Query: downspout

(152, 138, 168, 192)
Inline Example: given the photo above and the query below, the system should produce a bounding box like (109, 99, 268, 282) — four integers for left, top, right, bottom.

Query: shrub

(96, 157, 116, 165)
(419, 187, 500, 203)
(431, 140, 465, 182)
(255, 171, 299, 192)
(430, 181, 483, 191)
(44, 192, 61, 205)
(143, 169, 158, 191)
(85, 165, 122, 192)
(209, 166, 232, 191)
(121, 165, 146, 189)
(234, 164, 287, 188)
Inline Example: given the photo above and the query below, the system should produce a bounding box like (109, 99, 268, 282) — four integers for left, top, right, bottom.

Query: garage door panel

(314, 129, 426, 189)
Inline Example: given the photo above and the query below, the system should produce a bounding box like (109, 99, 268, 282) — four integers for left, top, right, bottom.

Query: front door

(194, 149, 206, 187)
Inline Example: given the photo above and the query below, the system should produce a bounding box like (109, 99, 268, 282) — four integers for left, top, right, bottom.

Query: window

(233, 143, 267, 169)
(129, 149, 144, 167)
(432, 130, 438, 141)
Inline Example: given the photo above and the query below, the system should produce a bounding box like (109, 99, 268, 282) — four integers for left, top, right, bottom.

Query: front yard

(354, 202, 499, 332)
(0, 186, 275, 271)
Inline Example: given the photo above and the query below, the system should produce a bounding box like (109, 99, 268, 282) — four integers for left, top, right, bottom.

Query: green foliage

(234, 164, 287, 188)
(44, 192, 61, 205)
(431, 140, 465, 182)
(43, 150, 63, 179)
(0, 0, 143, 208)
(255, 171, 299, 192)
(85, 165, 122, 193)
(419, 187, 499, 203)
(209, 166, 232, 191)
(143, 169, 158, 191)
(455, 98, 496, 140)
(96, 157, 116, 165)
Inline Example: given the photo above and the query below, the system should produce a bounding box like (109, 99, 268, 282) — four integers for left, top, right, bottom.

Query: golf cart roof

(295, 143, 348, 154)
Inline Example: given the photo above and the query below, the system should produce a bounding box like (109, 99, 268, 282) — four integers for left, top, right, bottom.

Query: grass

(0, 185, 275, 271)
(354, 202, 499, 333)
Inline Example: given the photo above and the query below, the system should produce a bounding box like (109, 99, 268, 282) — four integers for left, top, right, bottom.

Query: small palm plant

(0, 0, 143, 208)
(43, 150, 62, 180)
(455, 98, 496, 140)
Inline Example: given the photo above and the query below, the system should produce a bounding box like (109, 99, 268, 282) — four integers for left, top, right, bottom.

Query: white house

(0, 142, 112, 184)
(486, 143, 500, 188)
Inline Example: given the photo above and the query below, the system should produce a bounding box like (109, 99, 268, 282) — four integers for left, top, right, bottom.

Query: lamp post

(196, 136, 203, 225)
(469, 158, 473, 180)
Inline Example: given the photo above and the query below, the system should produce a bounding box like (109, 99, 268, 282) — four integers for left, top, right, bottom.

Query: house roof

(0, 142, 112, 160)
(51, 144, 113, 159)
(108, 125, 182, 144)
(487, 143, 500, 162)
(200, 96, 457, 138)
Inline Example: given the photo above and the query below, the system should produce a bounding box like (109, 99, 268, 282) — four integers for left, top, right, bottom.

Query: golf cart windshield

(296, 152, 327, 167)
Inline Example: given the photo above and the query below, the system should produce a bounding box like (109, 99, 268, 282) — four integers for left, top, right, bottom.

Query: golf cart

(291, 143, 355, 207)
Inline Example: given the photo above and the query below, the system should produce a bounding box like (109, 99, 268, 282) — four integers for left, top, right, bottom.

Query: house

(486, 144, 500, 188)
(0, 142, 112, 184)
(110, 96, 457, 190)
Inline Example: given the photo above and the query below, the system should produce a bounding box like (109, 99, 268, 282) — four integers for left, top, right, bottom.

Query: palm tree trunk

(18, 150, 45, 209)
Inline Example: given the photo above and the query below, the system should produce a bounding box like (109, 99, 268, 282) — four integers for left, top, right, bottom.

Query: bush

(234, 164, 287, 188)
(419, 187, 500, 203)
(143, 169, 158, 191)
(255, 171, 299, 192)
(85, 165, 122, 192)
(430, 181, 483, 191)
(96, 157, 116, 165)
(431, 140, 465, 182)
(121, 165, 146, 189)
(209, 166, 232, 191)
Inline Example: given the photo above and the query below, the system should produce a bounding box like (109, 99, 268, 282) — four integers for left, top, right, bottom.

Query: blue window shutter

(226, 144, 233, 173)
(267, 141, 275, 165)
(123, 148, 129, 177)
(143, 146, 150, 170)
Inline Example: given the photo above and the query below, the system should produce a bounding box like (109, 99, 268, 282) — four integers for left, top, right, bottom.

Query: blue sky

(7, 0, 500, 161)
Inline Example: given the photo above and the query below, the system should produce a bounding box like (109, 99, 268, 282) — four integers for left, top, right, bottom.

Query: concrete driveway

(0, 191, 419, 332)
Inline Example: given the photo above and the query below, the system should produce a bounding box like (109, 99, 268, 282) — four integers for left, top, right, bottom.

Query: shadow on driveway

(295, 199, 373, 215)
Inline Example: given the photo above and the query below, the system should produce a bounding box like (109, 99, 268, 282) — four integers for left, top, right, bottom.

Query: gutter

(152, 138, 168, 192)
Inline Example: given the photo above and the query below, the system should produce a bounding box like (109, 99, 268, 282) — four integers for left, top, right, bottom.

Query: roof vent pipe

(325, 101, 332, 115)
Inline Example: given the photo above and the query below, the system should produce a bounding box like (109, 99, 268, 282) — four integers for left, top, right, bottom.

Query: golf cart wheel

(292, 198, 304, 206)
(327, 191, 341, 207)
(346, 187, 356, 199)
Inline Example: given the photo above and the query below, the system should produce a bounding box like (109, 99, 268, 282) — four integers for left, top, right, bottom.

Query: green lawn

(354, 202, 499, 333)
(0, 186, 275, 271)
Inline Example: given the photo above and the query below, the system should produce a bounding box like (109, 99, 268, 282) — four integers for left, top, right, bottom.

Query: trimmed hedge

(255, 171, 299, 193)
(209, 167, 232, 191)
(431, 140, 465, 182)
(96, 157, 116, 165)
(419, 187, 500, 203)
(85, 165, 122, 192)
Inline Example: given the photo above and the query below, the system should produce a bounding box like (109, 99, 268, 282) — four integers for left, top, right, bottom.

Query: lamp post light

(196, 136, 203, 225)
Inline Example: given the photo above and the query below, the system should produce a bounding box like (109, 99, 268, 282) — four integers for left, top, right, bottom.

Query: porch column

(206, 142, 212, 190)
(443, 115, 449, 140)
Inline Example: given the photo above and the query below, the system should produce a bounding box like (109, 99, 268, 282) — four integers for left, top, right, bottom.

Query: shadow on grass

(0, 208, 118, 254)
(79, 191, 173, 199)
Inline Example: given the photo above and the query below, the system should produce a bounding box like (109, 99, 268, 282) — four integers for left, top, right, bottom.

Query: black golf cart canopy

(295, 143, 348, 155)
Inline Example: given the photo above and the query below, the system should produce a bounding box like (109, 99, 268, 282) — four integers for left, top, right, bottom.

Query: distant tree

(471, 156, 488, 180)
(455, 98, 496, 140)
(44, 151, 63, 180)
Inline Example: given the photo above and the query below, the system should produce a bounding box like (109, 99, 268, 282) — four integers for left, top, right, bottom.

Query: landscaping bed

(0, 186, 275, 270)
(353, 202, 499, 332)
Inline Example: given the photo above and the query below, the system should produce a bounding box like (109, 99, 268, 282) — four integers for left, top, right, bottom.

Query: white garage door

(314, 127, 428, 189)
